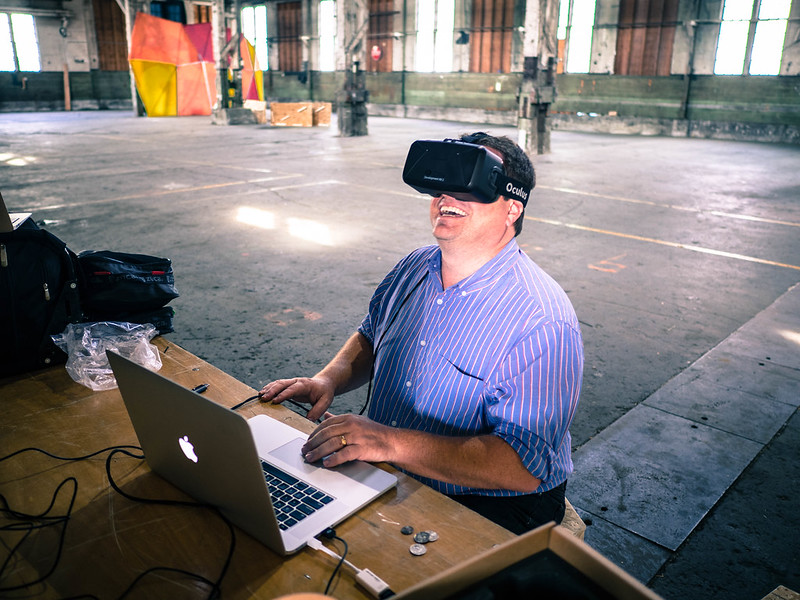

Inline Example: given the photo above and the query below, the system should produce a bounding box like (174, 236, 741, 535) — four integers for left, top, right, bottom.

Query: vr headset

(402, 139, 531, 206)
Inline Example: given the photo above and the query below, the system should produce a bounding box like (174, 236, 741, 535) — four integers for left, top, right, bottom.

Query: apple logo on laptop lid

(179, 435, 199, 463)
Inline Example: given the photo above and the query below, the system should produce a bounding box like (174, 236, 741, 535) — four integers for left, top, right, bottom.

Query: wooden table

(0, 337, 517, 599)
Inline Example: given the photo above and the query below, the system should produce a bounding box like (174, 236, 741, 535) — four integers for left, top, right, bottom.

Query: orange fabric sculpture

(129, 13, 217, 116)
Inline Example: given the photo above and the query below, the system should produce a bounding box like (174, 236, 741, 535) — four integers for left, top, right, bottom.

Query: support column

(118, 0, 146, 115)
(337, 60, 369, 136)
(212, 0, 256, 125)
(337, 0, 369, 136)
(517, 0, 559, 154)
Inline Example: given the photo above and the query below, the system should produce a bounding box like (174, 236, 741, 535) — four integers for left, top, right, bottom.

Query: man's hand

(259, 332, 375, 423)
(301, 414, 395, 467)
(259, 376, 335, 422)
(300, 414, 542, 494)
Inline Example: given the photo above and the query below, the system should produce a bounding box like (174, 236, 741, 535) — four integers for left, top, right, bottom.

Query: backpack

(0, 218, 84, 377)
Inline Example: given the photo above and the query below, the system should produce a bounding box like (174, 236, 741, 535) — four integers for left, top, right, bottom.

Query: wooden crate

(270, 102, 331, 127)
(270, 102, 313, 127)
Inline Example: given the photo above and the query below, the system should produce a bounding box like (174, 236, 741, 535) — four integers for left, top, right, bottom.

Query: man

(260, 132, 583, 534)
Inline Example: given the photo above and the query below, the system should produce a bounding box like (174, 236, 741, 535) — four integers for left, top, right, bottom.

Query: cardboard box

(394, 522, 663, 600)
(270, 102, 331, 127)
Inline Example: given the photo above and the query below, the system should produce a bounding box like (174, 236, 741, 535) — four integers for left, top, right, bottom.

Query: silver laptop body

(107, 350, 397, 555)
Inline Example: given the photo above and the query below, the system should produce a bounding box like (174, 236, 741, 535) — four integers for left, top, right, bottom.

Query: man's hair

(460, 132, 535, 236)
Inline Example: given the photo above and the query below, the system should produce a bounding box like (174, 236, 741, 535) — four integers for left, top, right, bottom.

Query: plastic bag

(52, 321, 162, 391)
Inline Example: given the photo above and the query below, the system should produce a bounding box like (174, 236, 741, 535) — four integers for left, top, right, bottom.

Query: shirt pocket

(434, 333, 506, 383)
(424, 343, 490, 429)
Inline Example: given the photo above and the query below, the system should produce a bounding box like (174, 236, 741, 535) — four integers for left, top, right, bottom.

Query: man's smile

(438, 200, 468, 217)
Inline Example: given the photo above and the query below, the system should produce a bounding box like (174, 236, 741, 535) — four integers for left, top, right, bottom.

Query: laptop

(107, 350, 397, 555)
(0, 191, 32, 233)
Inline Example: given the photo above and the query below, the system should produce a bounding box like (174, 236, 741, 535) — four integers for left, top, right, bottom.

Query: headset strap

(491, 169, 531, 206)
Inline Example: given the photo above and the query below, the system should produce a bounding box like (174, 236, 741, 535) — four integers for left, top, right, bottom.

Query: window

(556, 0, 569, 73)
(714, 0, 791, 75)
(319, 0, 336, 71)
(416, 0, 454, 72)
(1, 13, 41, 72)
(559, 0, 596, 73)
(150, 1, 187, 23)
(242, 5, 269, 69)
(194, 5, 212, 23)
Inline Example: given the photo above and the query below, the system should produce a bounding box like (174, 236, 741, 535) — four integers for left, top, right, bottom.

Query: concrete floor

(1, 111, 798, 600)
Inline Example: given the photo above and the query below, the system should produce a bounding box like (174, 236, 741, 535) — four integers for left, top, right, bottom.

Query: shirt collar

(426, 239, 520, 294)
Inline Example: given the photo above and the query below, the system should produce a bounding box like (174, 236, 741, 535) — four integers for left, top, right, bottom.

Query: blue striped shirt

(358, 239, 583, 496)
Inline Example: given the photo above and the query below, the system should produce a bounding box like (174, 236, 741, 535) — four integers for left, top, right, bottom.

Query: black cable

(360, 272, 428, 415)
(323, 533, 349, 595)
(116, 566, 222, 600)
(0, 445, 143, 465)
(230, 394, 260, 411)
(0, 475, 77, 593)
(0, 446, 236, 600)
(231, 393, 310, 417)
(104, 448, 236, 600)
(0, 447, 130, 593)
(226, 275, 429, 419)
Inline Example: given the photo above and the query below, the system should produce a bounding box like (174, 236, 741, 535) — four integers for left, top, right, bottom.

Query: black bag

(77, 250, 179, 313)
(0, 218, 84, 377)
(83, 306, 176, 335)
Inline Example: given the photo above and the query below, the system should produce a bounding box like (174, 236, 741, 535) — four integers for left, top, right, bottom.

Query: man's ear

(506, 199, 524, 227)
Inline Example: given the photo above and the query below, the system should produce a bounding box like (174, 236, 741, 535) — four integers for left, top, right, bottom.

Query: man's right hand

(259, 376, 335, 422)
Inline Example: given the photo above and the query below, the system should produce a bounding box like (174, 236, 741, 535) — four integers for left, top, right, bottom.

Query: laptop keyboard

(260, 460, 335, 530)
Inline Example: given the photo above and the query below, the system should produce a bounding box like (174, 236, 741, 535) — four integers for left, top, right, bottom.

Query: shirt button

(405, 381, 412, 387)
(391, 420, 397, 426)
(436, 298, 443, 305)
(420, 340, 426, 346)
(461, 291, 467, 297)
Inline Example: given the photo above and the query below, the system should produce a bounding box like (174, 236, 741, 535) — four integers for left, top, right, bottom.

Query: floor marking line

(528, 216, 800, 271)
(539, 185, 800, 228)
(25, 175, 301, 212)
(267, 179, 342, 191)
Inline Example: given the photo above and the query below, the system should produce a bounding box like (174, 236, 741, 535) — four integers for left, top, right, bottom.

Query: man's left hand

(302, 414, 394, 468)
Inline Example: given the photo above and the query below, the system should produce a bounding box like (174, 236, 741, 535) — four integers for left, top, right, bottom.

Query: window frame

(714, 0, 791, 75)
(416, 0, 455, 72)
(1, 12, 42, 73)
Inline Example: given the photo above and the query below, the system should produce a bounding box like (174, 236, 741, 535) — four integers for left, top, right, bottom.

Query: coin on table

(425, 531, 439, 542)
(413, 531, 430, 544)
(400, 525, 414, 535)
(409, 543, 427, 556)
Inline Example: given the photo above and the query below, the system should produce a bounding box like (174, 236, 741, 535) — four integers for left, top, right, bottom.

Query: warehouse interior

(1, 0, 799, 598)
(1, 0, 799, 142)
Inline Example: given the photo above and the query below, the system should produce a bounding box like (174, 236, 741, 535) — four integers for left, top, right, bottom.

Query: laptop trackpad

(267, 437, 385, 489)
(268, 437, 309, 469)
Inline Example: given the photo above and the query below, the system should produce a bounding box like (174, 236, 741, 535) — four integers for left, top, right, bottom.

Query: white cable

(307, 537, 394, 598)
(307, 536, 359, 572)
